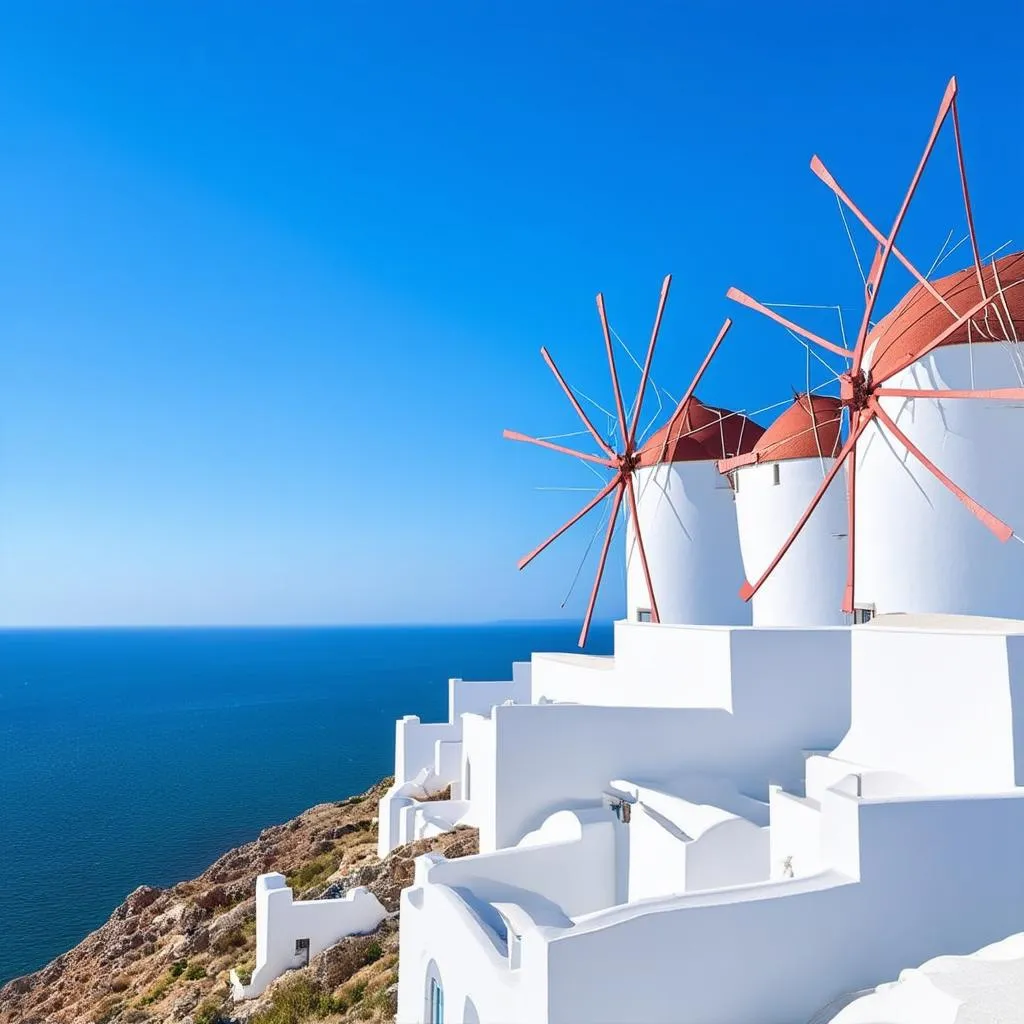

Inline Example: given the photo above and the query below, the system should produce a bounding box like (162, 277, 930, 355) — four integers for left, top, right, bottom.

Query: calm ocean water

(0, 623, 612, 985)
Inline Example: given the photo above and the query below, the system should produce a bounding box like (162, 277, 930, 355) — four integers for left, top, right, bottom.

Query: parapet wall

(544, 788, 1024, 1023)
(480, 625, 851, 850)
(417, 807, 619, 919)
(231, 873, 386, 1000)
(834, 622, 1024, 791)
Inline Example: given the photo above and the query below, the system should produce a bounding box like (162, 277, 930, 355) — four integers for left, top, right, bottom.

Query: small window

(772, 464, 781, 486)
(295, 937, 310, 966)
(637, 609, 653, 623)
(853, 606, 875, 624)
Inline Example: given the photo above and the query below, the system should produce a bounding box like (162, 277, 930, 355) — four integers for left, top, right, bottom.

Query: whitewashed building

(396, 613, 1024, 1024)
(242, 341, 1024, 1017)
(389, 257, 1024, 1021)
(377, 663, 533, 857)
(237, 244, 1024, 1013)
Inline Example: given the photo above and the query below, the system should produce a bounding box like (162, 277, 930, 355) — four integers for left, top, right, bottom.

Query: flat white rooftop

(865, 612, 1024, 634)
(532, 652, 615, 670)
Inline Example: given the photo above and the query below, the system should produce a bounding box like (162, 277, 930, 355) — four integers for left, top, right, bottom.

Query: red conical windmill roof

(637, 398, 764, 466)
(718, 394, 842, 471)
(867, 251, 1024, 382)
(752, 394, 843, 463)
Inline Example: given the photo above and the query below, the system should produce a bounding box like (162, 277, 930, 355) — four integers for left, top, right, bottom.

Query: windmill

(726, 76, 1024, 616)
(718, 393, 849, 627)
(504, 275, 736, 647)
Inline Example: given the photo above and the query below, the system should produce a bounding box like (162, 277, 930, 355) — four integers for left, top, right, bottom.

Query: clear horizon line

(0, 617, 619, 632)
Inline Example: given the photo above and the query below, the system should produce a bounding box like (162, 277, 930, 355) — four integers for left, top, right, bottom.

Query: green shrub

(169, 960, 188, 979)
(372, 978, 399, 1015)
(362, 940, 382, 965)
(95, 998, 122, 1024)
(338, 787, 378, 806)
(345, 979, 367, 1003)
(211, 927, 247, 954)
(140, 970, 174, 1004)
(194, 997, 227, 1024)
(249, 975, 345, 1024)
(285, 851, 338, 893)
(183, 962, 206, 980)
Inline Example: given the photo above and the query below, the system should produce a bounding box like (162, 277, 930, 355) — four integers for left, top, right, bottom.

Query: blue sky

(1, 1, 1023, 627)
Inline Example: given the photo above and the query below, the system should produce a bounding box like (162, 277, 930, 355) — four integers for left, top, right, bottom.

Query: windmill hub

(840, 370, 872, 413)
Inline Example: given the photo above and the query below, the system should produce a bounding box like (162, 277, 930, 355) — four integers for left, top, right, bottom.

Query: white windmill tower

(854, 253, 1024, 618)
(719, 395, 849, 627)
(628, 395, 764, 625)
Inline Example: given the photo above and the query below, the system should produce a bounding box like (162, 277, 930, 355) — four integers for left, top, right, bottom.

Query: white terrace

(381, 619, 852, 854)
(395, 614, 1024, 1023)
(378, 662, 532, 856)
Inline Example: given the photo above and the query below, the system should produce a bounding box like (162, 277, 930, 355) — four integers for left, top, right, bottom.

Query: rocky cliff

(0, 779, 478, 1024)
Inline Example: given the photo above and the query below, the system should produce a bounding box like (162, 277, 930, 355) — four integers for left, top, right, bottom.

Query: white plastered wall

(530, 619, 734, 708)
(622, 783, 769, 900)
(480, 626, 850, 851)
(396, 878, 550, 1024)
(379, 664, 531, 856)
(830, 620, 1024, 792)
(418, 807, 619, 918)
(540, 789, 1024, 1024)
(459, 712, 497, 834)
(396, 808, 615, 1024)
(392, 665, 532, 787)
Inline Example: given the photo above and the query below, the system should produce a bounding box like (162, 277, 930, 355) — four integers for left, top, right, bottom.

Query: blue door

(429, 977, 444, 1023)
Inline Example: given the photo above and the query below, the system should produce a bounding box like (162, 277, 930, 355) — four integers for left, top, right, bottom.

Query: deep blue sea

(0, 623, 612, 985)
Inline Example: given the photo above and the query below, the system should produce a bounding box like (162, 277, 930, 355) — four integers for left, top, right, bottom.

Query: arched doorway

(425, 960, 444, 1024)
